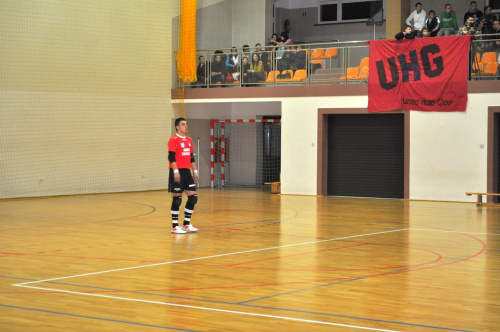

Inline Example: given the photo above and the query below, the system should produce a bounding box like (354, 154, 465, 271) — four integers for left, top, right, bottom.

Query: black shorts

(168, 168, 197, 193)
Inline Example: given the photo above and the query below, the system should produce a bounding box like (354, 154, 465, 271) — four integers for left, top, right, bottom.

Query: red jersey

(168, 134, 194, 169)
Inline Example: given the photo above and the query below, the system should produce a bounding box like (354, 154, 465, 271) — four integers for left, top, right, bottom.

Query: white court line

(16, 285, 402, 332)
(13, 228, 407, 331)
(14, 228, 407, 286)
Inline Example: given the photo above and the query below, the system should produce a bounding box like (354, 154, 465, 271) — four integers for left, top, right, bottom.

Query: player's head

(175, 117, 187, 134)
(404, 25, 412, 34)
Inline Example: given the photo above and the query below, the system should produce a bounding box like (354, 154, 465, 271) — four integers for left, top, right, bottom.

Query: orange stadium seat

(320, 48, 338, 59)
(276, 70, 294, 82)
(265, 70, 279, 83)
(311, 48, 325, 59)
(483, 62, 499, 76)
(354, 66, 369, 80)
(340, 67, 359, 80)
(289, 69, 307, 82)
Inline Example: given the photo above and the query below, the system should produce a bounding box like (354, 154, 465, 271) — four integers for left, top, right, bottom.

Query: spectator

(242, 45, 251, 64)
(226, 47, 239, 74)
(255, 43, 270, 72)
(406, 2, 426, 37)
(426, 10, 440, 37)
(473, 21, 486, 57)
(438, 4, 458, 36)
(482, 6, 497, 34)
(240, 56, 251, 86)
(487, 20, 500, 52)
(268, 33, 280, 47)
(290, 44, 307, 72)
(463, 1, 483, 24)
(276, 32, 293, 60)
(458, 15, 477, 36)
(280, 32, 293, 47)
(267, 34, 280, 71)
(195, 55, 207, 87)
(210, 53, 227, 85)
(247, 53, 265, 85)
(421, 27, 430, 37)
(395, 25, 416, 40)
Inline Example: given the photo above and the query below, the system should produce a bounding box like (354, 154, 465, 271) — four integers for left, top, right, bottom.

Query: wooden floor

(1, 188, 499, 332)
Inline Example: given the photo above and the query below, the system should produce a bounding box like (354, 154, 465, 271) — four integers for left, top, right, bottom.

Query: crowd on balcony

(193, 1, 500, 87)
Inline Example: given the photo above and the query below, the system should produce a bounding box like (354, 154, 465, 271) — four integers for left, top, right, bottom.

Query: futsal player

(168, 117, 199, 234)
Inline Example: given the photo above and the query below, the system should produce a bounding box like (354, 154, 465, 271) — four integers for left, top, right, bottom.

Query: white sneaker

(182, 224, 198, 232)
(171, 226, 187, 234)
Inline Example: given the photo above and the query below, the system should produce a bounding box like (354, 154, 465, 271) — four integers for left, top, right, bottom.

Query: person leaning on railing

(395, 25, 416, 40)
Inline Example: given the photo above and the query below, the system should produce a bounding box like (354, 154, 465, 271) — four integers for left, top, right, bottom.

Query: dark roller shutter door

(327, 114, 404, 198)
(497, 115, 500, 203)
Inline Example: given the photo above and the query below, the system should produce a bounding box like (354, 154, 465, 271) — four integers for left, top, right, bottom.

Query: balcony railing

(175, 36, 500, 89)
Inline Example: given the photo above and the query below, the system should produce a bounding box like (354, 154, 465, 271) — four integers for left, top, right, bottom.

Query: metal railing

(176, 36, 500, 88)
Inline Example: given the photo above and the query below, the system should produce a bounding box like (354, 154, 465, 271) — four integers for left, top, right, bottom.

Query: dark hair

(429, 10, 435, 15)
(470, 1, 476, 5)
(198, 55, 204, 60)
(242, 44, 249, 49)
(484, 6, 491, 11)
(255, 43, 261, 47)
(251, 52, 260, 66)
(415, 2, 422, 7)
(422, 27, 429, 32)
(175, 117, 186, 128)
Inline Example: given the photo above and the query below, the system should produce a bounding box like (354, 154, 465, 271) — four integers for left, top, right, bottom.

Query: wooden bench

(265, 174, 281, 194)
(265, 182, 281, 194)
(465, 192, 500, 206)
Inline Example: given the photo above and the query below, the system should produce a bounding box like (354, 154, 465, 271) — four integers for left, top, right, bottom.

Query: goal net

(211, 119, 281, 187)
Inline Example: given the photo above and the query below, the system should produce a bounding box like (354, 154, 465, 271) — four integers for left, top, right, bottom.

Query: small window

(342, 1, 383, 21)
(318, 0, 384, 24)
(488, 0, 500, 10)
(320, 3, 338, 23)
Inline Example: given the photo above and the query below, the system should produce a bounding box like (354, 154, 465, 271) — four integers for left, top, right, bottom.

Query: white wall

(281, 96, 368, 195)
(409, 94, 498, 201)
(183, 92, 500, 202)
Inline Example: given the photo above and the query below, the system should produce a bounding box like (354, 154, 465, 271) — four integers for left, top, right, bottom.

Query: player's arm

(168, 151, 181, 182)
(191, 153, 199, 182)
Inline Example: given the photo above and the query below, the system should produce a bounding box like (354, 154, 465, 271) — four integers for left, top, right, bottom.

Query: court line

(2, 275, 476, 332)
(12, 229, 407, 332)
(9, 286, 404, 332)
(0, 304, 199, 331)
(410, 228, 500, 236)
(14, 228, 407, 286)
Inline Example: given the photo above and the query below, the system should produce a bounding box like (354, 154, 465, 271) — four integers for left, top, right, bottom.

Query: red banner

(368, 36, 471, 112)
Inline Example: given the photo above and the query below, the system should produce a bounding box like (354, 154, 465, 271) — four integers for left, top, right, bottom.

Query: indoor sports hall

(1, 1, 500, 331)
